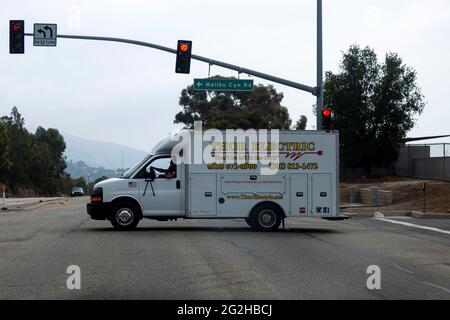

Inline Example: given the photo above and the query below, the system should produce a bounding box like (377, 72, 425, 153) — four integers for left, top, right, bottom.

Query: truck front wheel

(250, 204, 282, 232)
(110, 202, 141, 231)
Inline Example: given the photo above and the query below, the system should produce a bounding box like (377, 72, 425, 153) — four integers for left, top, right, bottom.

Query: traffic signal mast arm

(23, 33, 318, 96)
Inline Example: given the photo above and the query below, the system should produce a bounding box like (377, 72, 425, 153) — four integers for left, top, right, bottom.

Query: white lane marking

(374, 218, 450, 235)
(421, 281, 450, 294)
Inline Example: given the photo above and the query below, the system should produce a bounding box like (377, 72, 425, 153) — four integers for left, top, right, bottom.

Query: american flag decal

(128, 182, 137, 188)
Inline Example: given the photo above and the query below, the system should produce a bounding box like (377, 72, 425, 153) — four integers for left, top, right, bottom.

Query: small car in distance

(71, 187, 85, 197)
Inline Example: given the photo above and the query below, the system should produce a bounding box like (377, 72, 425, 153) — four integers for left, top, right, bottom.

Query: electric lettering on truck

(87, 130, 348, 231)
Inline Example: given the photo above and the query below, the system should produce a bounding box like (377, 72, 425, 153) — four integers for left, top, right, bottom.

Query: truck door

(312, 174, 332, 216)
(138, 157, 182, 216)
(290, 174, 308, 217)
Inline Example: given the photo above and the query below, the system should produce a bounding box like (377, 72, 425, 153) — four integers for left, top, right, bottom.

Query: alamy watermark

(366, 265, 381, 290)
(170, 121, 282, 176)
(66, 4, 81, 30)
(66, 265, 81, 290)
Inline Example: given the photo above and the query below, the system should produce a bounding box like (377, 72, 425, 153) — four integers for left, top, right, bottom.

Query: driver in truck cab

(153, 160, 176, 179)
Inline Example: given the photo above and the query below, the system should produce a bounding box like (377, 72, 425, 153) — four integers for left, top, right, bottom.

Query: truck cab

(87, 152, 184, 229)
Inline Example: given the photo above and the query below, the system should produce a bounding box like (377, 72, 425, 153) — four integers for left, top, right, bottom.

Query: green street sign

(194, 79, 254, 92)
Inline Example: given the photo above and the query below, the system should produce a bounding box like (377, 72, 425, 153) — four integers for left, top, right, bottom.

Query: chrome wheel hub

(259, 210, 276, 228)
(116, 208, 133, 226)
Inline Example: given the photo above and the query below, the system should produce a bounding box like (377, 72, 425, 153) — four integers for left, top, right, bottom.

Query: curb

(373, 211, 411, 217)
(346, 210, 450, 220)
(1, 198, 67, 212)
(340, 204, 372, 210)
(411, 211, 450, 220)
(374, 210, 450, 220)
(341, 212, 375, 218)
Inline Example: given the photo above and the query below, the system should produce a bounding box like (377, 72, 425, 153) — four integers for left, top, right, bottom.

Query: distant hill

(63, 133, 148, 170)
(66, 160, 125, 181)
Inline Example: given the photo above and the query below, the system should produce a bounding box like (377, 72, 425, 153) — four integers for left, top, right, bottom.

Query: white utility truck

(87, 130, 347, 231)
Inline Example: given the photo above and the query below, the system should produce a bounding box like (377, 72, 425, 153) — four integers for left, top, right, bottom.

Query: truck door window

(150, 158, 177, 179)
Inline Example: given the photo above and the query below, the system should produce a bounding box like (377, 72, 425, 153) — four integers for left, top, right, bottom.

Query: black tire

(249, 203, 282, 232)
(110, 202, 141, 231)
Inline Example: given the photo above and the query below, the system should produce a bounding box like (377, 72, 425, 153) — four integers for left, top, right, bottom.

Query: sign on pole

(33, 23, 57, 47)
(194, 79, 254, 92)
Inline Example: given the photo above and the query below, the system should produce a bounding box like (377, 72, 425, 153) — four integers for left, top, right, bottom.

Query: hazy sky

(1, 0, 450, 151)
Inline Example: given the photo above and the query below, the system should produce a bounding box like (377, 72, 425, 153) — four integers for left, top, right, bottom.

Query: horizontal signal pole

(24, 33, 317, 96)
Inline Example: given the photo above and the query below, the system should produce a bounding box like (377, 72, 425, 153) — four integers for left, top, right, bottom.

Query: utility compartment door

(312, 174, 332, 216)
(290, 174, 308, 217)
(189, 174, 217, 217)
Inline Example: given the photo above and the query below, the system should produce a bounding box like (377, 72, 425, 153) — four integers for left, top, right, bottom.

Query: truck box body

(154, 130, 340, 219)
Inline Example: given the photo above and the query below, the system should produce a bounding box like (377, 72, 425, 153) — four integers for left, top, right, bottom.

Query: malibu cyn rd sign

(194, 79, 254, 92)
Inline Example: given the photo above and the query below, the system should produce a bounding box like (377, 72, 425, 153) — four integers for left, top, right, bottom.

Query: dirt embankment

(341, 177, 450, 214)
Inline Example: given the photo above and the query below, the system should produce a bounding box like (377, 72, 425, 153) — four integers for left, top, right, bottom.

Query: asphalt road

(0, 198, 449, 300)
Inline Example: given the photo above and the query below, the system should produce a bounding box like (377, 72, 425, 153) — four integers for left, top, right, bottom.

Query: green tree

(1, 107, 33, 192)
(34, 127, 67, 177)
(57, 173, 73, 196)
(295, 115, 308, 130)
(324, 45, 425, 175)
(1, 107, 71, 195)
(30, 127, 66, 195)
(71, 177, 87, 192)
(175, 76, 292, 130)
(29, 142, 52, 194)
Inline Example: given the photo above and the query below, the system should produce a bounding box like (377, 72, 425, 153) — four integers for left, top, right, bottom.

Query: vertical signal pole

(2, 185, 5, 208)
(316, 0, 324, 130)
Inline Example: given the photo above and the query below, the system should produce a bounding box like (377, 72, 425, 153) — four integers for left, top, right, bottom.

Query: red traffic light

(321, 108, 333, 130)
(179, 43, 190, 52)
(10, 20, 25, 54)
(176, 40, 192, 74)
(12, 23, 21, 32)
(322, 109, 332, 118)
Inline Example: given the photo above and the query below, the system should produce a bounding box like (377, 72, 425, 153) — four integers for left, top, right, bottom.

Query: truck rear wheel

(110, 202, 141, 231)
(250, 204, 282, 232)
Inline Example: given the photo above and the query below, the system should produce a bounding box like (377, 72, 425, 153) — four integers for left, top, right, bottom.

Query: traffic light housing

(10, 20, 24, 54)
(322, 108, 333, 130)
(175, 40, 192, 74)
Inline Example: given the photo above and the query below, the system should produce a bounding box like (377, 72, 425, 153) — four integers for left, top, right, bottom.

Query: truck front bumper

(87, 202, 111, 220)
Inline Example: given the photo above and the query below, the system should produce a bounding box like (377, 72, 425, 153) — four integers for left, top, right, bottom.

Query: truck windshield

(121, 154, 152, 179)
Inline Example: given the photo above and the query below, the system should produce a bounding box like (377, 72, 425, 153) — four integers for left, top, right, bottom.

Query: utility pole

(2, 184, 5, 208)
(316, 0, 324, 130)
(122, 150, 124, 175)
(87, 174, 90, 196)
